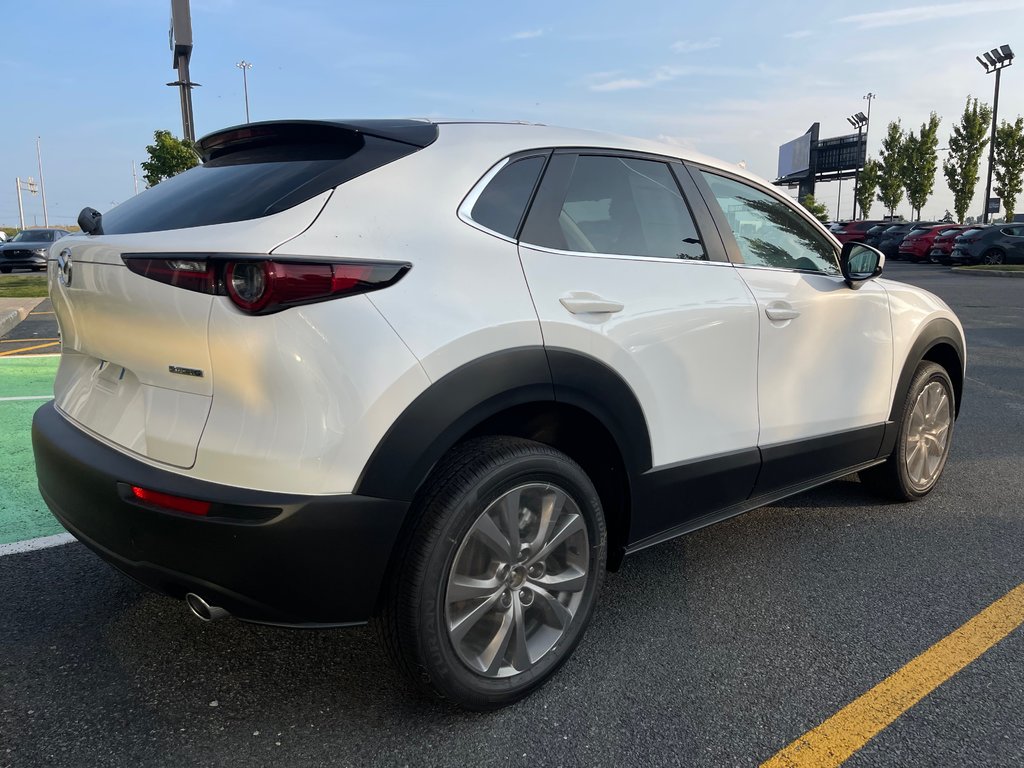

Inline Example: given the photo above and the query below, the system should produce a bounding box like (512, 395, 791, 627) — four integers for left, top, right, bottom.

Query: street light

(848, 111, 869, 219)
(236, 60, 253, 123)
(977, 44, 1014, 223)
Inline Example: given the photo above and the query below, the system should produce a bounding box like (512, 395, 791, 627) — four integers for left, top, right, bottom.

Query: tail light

(122, 254, 409, 315)
(130, 486, 210, 516)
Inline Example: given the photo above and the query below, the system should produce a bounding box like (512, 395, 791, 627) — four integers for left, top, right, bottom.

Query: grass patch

(958, 264, 1024, 271)
(0, 275, 48, 298)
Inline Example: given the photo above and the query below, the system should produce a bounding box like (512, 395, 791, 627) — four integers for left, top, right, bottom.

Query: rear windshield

(101, 134, 423, 234)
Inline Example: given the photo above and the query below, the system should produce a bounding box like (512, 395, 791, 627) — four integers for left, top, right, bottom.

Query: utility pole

(36, 137, 49, 227)
(236, 60, 253, 123)
(132, 160, 139, 195)
(15, 177, 38, 230)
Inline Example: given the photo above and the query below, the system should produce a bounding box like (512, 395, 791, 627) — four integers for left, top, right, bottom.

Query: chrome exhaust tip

(185, 592, 230, 622)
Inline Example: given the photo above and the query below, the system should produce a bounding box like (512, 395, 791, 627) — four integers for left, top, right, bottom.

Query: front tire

(861, 361, 955, 501)
(378, 437, 607, 710)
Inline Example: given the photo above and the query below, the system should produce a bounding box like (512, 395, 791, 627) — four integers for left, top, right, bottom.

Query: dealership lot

(1, 262, 1023, 767)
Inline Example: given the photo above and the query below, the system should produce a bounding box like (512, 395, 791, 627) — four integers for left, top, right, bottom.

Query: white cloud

(784, 30, 814, 39)
(839, 1, 1020, 30)
(508, 28, 546, 40)
(671, 37, 721, 54)
(589, 63, 788, 92)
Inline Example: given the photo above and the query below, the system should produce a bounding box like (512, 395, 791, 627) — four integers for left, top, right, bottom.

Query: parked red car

(899, 224, 951, 262)
(928, 225, 974, 264)
(831, 220, 889, 244)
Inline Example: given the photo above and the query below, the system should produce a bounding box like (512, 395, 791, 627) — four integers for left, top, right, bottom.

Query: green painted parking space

(0, 356, 61, 545)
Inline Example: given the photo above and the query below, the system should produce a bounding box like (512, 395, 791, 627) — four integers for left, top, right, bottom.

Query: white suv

(35, 119, 965, 709)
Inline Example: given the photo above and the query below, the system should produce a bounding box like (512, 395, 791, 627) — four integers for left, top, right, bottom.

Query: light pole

(236, 60, 253, 123)
(847, 111, 869, 219)
(977, 45, 1014, 223)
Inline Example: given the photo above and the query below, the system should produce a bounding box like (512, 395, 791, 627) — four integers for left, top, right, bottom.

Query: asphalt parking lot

(1, 262, 1022, 767)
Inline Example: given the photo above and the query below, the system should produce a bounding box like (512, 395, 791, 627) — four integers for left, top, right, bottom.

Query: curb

(951, 267, 1024, 278)
(0, 309, 21, 337)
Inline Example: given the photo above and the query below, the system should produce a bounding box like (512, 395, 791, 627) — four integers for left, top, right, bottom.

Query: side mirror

(840, 241, 884, 289)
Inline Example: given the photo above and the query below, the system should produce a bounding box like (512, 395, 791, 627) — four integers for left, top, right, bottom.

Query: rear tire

(860, 361, 955, 501)
(0, 267, 11, 274)
(377, 436, 607, 710)
(982, 249, 1005, 265)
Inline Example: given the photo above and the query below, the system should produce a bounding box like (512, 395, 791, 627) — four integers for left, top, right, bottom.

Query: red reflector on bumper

(131, 486, 211, 516)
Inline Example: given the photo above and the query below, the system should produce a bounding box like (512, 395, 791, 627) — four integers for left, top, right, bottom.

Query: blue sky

(2, 0, 1023, 227)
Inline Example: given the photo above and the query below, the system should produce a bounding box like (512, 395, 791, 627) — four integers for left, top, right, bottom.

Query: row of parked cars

(830, 219, 1024, 266)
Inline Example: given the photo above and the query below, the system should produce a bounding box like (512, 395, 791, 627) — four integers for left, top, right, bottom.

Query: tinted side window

(698, 171, 839, 274)
(470, 155, 545, 238)
(524, 155, 707, 260)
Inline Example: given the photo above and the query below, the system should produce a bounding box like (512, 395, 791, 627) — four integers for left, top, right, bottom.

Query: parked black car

(862, 223, 898, 247)
(877, 222, 940, 260)
(0, 229, 70, 273)
(950, 224, 1024, 265)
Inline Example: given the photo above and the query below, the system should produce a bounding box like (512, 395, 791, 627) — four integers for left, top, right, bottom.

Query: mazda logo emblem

(58, 248, 72, 287)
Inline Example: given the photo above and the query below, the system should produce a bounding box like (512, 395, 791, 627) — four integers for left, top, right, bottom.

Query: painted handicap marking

(0, 356, 64, 545)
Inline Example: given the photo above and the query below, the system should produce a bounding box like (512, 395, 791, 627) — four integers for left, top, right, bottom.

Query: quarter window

(523, 155, 707, 260)
(698, 171, 840, 274)
(470, 155, 546, 238)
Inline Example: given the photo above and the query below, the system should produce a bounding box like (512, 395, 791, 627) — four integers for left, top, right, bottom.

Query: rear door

(688, 166, 893, 497)
(516, 150, 760, 541)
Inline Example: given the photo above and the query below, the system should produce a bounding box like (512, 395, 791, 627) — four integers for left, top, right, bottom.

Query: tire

(377, 436, 607, 710)
(982, 249, 1005, 265)
(860, 361, 955, 501)
(0, 267, 10, 274)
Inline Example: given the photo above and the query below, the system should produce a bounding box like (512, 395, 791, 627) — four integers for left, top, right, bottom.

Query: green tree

(800, 193, 830, 224)
(901, 112, 941, 220)
(994, 116, 1024, 222)
(141, 130, 198, 187)
(877, 121, 905, 217)
(943, 97, 992, 223)
(856, 157, 880, 218)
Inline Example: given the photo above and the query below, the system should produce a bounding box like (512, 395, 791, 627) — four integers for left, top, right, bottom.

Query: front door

(691, 167, 893, 496)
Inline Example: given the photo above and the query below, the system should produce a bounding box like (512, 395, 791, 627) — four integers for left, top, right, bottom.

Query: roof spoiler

(194, 119, 438, 162)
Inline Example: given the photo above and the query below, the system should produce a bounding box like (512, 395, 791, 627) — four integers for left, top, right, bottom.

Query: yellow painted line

(762, 582, 1024, 768)
(0, 341, 60, 356)
(29, 311, 55, 315)
(0, 338, 60, 343)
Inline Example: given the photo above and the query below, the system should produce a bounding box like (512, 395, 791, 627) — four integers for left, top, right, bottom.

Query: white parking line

(0, 532, 76, 557)
(0, 395, 52, 402)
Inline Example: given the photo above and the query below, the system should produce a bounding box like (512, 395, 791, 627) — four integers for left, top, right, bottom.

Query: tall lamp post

(977, 45, 1014, 223)
(236, 60, 253, 123)
(847, 112, 869, 219)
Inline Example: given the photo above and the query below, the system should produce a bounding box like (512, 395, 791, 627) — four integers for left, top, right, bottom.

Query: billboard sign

(815, 133, 867, 174)
(170, 0, 193, 66)
(777, 132, 812, 179)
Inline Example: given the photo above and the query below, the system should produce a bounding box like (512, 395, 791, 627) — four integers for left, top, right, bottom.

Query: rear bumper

(32, 401, 409, 626)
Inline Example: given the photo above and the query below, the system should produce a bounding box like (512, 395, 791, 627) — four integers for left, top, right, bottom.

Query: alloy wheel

(445, 483, 589, 678)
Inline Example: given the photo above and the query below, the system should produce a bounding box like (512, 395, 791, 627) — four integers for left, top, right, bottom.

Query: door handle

(765, 302, 800, 322)
(559, 291, 624, 315)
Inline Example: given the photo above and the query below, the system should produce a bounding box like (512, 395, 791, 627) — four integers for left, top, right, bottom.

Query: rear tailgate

(49, 196, 329, 468)
(49, 119, 437, 470)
